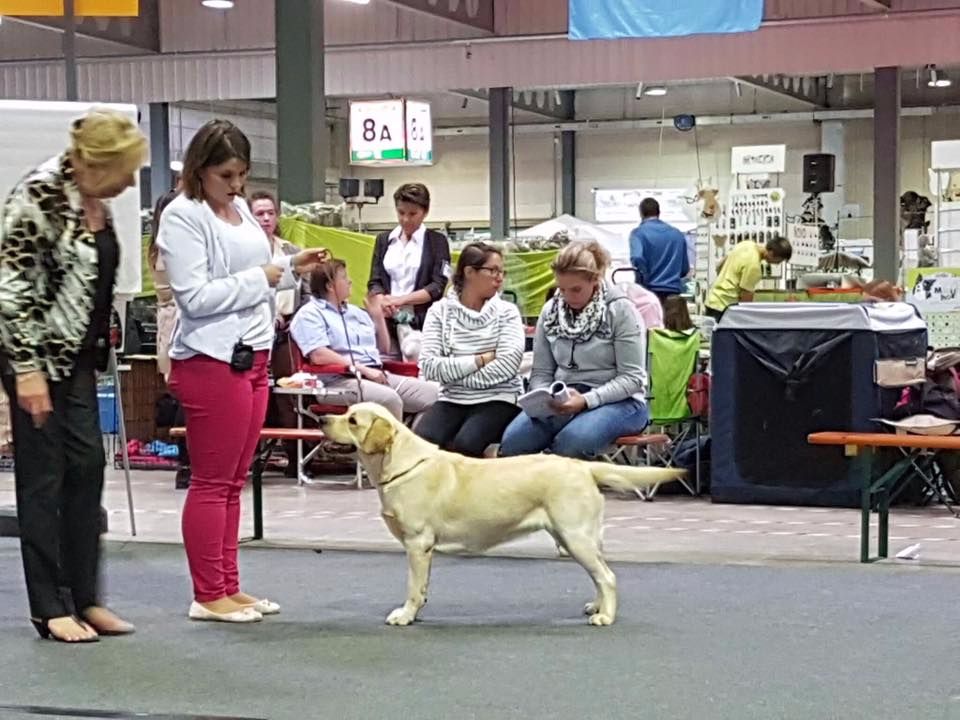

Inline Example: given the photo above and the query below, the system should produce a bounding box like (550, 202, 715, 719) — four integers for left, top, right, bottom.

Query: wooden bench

(170, 427, 328, 541)
(808, 431, 960, 563)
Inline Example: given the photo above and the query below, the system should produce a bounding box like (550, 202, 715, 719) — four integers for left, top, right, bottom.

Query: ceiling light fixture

(170, 160, 184, 173)
(927, 65, 952, 88)
(643, 85, 668, 97)
(201, 0, 234, 9)
(341, 0, 372, 4)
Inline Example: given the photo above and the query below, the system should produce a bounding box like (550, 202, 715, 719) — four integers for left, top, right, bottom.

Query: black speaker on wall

(364, 179, 384, 200)
(339, 178, 360, 199)
(803, 154, 836, 194)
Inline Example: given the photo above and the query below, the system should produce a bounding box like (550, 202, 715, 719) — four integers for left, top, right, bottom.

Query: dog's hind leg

(552, 529, 617, 626)
(386, 533, 434, 626)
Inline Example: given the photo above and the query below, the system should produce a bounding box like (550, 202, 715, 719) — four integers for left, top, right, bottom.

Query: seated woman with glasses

(289, 259, 438, 421)
(499, 240, 649, 460)
(415, 243, 525, 457)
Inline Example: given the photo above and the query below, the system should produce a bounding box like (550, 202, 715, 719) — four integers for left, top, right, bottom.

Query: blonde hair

(69, 108, 147, 170)
(551, 240, 610, 282)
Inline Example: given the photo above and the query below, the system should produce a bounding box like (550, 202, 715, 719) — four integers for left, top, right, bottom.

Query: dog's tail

(586, 463, 686, 494)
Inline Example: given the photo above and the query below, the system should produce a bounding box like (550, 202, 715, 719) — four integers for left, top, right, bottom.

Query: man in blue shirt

(629, 197, 690, 305)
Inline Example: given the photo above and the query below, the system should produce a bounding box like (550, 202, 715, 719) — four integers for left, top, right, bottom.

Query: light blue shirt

(290, 297, 382, 368)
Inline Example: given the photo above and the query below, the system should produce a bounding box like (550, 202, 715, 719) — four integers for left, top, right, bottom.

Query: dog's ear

(359, 416, 395, 454)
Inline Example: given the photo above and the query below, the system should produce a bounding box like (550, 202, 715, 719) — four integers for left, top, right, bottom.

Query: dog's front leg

(386, 534, 434, 626)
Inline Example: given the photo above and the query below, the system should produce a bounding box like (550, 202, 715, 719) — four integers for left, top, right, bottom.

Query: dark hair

(309, 258, 347, 298)
(765, 235, 793, 262)
(248, 190, 278, 211)
(393, 182, 431, 212)
(640, 197, 660, 219)
(248, 190, 282, 238)
(148, 188, 180, 270)
(452, 242, 502, 294)
(663, 295, 693, 332)
(181, 119, 251, 201)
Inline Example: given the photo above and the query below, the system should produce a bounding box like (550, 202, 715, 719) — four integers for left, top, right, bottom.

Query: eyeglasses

(478, 266, 507, 278)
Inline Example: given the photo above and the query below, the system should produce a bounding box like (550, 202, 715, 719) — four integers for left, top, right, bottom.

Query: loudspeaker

(803, 154, 835, 194)
(338, 178, 360, 199)
(364, 178, 384, 200)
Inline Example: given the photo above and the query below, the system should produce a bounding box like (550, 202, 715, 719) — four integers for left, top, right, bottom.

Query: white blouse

(382, 224, 425, 297)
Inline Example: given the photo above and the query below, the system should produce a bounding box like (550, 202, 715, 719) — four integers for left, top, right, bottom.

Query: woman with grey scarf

(499, 241, 649, 459)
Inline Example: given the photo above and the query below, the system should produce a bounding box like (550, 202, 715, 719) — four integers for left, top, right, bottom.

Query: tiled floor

(3, 466, 960, 566)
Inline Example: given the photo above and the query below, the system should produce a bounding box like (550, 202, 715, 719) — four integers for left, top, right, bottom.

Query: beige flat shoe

(188, 601, 262, 623)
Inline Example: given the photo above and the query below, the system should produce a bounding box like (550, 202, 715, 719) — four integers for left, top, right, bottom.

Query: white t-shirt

(215, 212, 274, 351)
(382, 224, 425, 297)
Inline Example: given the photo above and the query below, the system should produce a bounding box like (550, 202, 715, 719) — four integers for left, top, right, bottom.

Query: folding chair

(643, 327, 703, 498)
(288, 342, 419, 488)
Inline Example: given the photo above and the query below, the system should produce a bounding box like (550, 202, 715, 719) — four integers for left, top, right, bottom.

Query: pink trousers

(168, 352, 269, 602)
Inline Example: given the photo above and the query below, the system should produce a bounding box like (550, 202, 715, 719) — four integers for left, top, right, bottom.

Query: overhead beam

(452, 88, 575, 120)
(732, 75, 828, 107)
(11, 0, 160, 52)
(386, 0, 494, 32)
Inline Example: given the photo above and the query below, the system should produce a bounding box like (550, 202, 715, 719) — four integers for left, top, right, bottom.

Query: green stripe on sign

(380, 148, 406, 160)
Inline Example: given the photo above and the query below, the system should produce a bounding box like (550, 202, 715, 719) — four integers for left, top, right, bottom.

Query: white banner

(594, 187, 692, 227)
(731, 144, 787, 175)
(0, 100, 142, 295)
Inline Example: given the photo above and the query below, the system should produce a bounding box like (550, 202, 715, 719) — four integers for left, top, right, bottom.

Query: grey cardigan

(529, 284, 647, 409)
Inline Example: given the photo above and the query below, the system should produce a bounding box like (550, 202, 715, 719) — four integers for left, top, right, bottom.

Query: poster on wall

(0, 100, 142, 295)
(593, 187, 694, 229)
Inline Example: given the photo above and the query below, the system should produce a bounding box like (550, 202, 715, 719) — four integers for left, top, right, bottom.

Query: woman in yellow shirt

(705, 236, 792, 320)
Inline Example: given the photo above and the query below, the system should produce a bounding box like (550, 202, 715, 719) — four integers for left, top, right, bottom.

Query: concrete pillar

(561, 130, 576, 216)
(489, 87, 511, 239)
(276, 0, 327, 204)
(149, 103, 171, 205)
(873, 66, 901, 283)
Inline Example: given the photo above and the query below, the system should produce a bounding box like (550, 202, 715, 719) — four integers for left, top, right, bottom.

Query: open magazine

(518, 381, 571, 419)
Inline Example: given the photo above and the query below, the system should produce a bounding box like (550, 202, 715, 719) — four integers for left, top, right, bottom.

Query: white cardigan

(156, 194, 296, 364)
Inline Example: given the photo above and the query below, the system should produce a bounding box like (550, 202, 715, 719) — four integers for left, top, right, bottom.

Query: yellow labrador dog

(321, 402, 683, 627)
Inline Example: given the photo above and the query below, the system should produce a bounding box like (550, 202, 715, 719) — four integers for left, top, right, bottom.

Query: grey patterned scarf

(542, 282, 608, 341)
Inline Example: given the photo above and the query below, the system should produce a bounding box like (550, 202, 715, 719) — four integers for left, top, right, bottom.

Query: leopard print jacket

(0, 154, 101, 381)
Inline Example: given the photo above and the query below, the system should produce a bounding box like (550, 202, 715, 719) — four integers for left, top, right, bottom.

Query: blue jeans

(499, 397, 650, 460)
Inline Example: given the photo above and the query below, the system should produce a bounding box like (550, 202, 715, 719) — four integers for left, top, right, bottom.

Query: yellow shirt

(706, 242, 763, 312)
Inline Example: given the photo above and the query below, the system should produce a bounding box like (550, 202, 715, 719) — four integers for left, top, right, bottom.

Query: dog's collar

(379, 456, 430, 488)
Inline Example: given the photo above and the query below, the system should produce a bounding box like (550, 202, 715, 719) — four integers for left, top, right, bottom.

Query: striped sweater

(418, 291, 525, 405)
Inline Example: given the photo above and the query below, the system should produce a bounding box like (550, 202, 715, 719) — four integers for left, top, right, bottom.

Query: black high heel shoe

(30, 616, 100, 643)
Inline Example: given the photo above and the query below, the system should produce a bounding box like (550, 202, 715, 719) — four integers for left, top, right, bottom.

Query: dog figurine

(321, 402, 684, 627)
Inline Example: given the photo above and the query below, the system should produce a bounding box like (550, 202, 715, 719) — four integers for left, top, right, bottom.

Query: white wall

(166, 104, 960, 238)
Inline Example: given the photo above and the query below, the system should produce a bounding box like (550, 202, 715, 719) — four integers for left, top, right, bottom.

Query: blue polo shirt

(629, 218, 690, 295)
(289, 298, 382, 368)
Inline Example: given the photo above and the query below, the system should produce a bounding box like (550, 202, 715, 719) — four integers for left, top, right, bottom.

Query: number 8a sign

(349, 99, 433, 166)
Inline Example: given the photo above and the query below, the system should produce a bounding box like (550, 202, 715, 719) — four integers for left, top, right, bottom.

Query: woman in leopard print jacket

(0, 109, 146, 643)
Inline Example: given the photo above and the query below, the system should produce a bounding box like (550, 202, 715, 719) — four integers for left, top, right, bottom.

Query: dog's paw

(583, 601, 600, 616)
(386, 607, 416, 626)
(588, 613, 614, 627)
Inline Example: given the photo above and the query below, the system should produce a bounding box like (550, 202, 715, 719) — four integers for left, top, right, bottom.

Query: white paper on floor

(896, 543, 922, 560)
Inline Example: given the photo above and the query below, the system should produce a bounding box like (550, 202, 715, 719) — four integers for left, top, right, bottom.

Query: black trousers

(415, 400, 521, 458)
(704, 306, 725, 321)
(2, 359, 106, 620)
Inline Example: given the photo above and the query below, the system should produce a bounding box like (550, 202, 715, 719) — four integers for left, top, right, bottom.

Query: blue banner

(569, 0, 764, 40)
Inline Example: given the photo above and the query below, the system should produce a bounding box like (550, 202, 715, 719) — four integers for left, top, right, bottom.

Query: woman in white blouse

(157, 120, 326, 624)
(365, 183, 451, 356)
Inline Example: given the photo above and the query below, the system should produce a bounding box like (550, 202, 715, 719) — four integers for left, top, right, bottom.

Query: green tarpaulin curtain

(140, 219, 558, 317)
